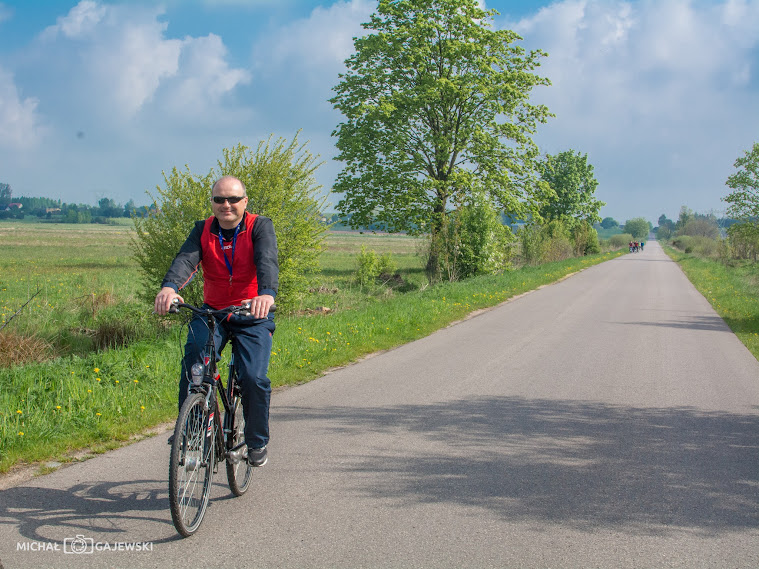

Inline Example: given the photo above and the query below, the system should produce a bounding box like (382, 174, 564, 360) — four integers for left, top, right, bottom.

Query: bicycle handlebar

(168, 300, 276, 317)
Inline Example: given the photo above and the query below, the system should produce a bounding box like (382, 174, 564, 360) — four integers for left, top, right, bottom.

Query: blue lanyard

(218, 223, 242, 283)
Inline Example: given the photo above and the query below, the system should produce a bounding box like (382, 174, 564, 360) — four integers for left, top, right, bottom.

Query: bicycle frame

(182, 307, 247, 470)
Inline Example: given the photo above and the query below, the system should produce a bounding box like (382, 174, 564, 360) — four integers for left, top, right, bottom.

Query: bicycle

(166, 300, 272, 537)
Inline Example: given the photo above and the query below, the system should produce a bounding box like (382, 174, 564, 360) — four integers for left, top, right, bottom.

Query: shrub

(517, 223, 545, 266)
(540, 220, 574, 262)
(672, 235, 721, 257)
(132, 133, 327, 313)
(571, 221, 601, 255)
(608, 233, 633, 249)
(727, 222, 759, 261)
(517, 219, 575, 264)
(431, 189, 514, 281)
(355, 247, 398, 287)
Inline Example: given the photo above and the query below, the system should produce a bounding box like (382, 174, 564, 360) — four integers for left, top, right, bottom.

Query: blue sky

(0, 0, 757, 225)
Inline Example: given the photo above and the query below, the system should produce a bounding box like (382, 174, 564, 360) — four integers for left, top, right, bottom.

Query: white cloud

(160, 33, 252, 120)
(501, 0, 759, 220)
(255, 0, 373, 70)
(43, 0, 107, 39)
(90, 18, 182, 116)
(0, 67, 47, 150)
(33, 1, 251, 122)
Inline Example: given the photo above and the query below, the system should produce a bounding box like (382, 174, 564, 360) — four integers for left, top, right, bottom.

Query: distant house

(45, 207, 62, 214)
(7, 203, 23, 209)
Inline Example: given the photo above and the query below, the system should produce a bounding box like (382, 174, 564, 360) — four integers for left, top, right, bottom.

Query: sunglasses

(212, 195, 246, 204)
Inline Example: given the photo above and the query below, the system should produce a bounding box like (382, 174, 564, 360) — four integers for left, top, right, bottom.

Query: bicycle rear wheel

(169, 392, 215, 537)
(226, 395, 253, 495)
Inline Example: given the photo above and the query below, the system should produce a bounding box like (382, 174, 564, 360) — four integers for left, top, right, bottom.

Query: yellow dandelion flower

(18, 432, 24, 436)
(115, 380, 119, 384)
(87, 389, 92, 393)
(134, 380, 139, 384)
(96, 378, 101, 382)
(94, 368, 100, 373)
(16, 410, 22, 414)
(96, 412, 101, 416)
(56, 406, 61, 410)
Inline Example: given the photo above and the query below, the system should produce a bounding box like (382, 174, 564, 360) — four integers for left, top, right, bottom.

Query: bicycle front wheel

(226, 396, 253, 496)
(169, 392, 215, 537)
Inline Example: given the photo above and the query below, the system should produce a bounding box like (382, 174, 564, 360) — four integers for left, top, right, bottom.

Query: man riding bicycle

(154, 176, 278, 468)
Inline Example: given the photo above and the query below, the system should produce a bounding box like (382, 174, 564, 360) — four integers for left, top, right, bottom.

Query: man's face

(211, 179, 248, 229)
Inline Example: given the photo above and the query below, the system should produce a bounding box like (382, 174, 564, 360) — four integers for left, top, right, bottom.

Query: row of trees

(0, 192, 153, 222)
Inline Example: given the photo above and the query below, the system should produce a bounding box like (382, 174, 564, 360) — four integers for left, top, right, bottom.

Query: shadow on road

(0, 479, 179, 545)
(278, 396, 759, 535)
(616, 314, 730, 332)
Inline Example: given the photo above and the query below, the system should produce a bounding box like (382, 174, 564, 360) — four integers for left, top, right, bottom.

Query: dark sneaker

(247, 446, 268, 467)
(167, 434, 174, 445)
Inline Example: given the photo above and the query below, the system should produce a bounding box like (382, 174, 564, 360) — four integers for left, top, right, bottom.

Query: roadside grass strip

(664, 246, 759, 361)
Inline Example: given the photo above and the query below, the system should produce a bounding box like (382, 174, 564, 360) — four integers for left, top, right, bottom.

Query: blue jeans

(179, 308, 275, 450)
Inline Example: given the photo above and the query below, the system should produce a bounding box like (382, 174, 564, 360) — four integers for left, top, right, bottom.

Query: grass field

(0, 221, 624, 474)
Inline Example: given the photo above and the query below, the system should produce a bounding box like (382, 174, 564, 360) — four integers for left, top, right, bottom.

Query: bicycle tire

(169, 392, 215, 537)
(226, 395, 253, 496)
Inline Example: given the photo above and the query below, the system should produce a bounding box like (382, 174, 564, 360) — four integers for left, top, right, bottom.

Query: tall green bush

(132, 133, 327, 313)
(571, 220, 601, 256)
(608, 233, 633, 249)
(727, 223, 759, 261)
(671, 235, 721, 257)
(431, 188, 514, 281)
(355, 246, 397, 287)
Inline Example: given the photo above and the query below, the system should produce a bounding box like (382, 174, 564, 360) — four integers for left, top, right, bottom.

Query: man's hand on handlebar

(245, 294, 274, 319)
(154, 286, 184, 316)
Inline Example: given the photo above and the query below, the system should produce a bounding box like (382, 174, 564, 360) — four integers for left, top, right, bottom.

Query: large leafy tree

(330, 0, 552, 274)
(624, 217, 651, 240)
(536, 150, 605, 226)
(600, 217, 618, 229)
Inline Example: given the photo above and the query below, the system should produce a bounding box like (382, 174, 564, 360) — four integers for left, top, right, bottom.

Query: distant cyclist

(154, 176, 278, 468)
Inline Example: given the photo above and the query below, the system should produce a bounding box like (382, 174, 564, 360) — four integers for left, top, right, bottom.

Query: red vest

(201, 212, 258, 309)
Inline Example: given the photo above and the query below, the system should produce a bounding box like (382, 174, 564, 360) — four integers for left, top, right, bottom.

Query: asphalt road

(1, 240, 758, 569)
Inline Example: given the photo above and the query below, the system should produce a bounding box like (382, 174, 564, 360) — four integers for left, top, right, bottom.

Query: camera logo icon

(63, 535, 94, 554)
